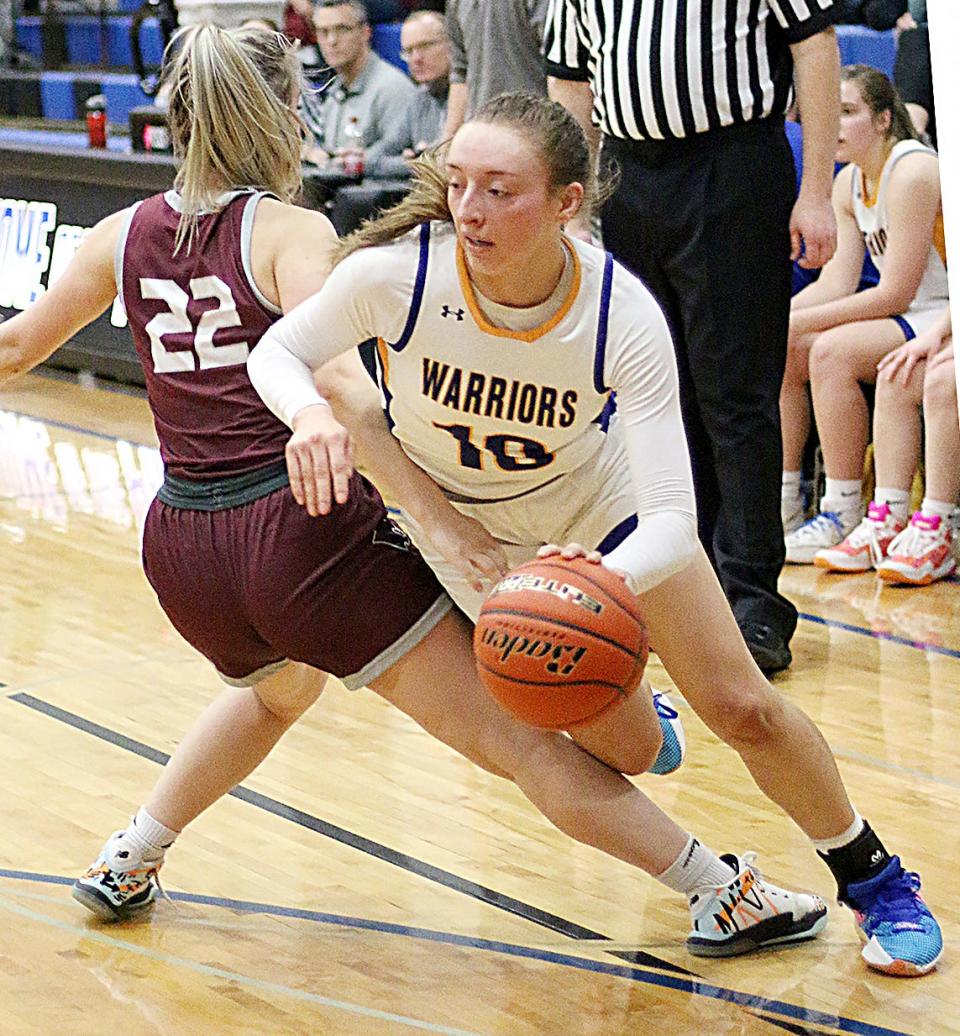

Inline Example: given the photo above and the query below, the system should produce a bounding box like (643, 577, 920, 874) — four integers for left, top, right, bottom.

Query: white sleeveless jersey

(851, 139, 948, 317)
(249, 220, 700, 592)
(371, 223, 612, 500)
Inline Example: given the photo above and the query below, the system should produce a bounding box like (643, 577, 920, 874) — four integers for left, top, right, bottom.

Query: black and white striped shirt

(544, 0, 836, 141)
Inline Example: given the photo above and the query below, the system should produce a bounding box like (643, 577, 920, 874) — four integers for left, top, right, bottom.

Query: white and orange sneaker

(814, 502, 905, 573)
(877, 512, 956, 586)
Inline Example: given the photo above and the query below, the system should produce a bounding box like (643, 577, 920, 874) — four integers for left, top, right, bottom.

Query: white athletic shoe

(785, 511, 852, 564)
(687, 852, 828, 958)
(814, 502, 905, 573)
(877, 513, 957, 586)
(72, 830, 163, 922)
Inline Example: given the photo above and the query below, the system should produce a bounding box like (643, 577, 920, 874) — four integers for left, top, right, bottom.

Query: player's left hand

(790, 191, 837, 269)
(537, 543, 633, 587)
(286, 403, 355, 516)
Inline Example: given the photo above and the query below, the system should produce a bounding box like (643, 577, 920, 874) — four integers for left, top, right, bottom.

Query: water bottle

(341, 115, 366, 178)
(85, 95, 107, 149)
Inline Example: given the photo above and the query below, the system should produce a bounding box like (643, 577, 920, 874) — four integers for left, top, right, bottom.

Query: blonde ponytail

(164, 24, 303, 253)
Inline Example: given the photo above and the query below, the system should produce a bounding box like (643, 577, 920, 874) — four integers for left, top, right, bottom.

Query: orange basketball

(474, 556, 648, 730)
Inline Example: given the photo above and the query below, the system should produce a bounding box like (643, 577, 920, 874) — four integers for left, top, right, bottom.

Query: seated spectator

(815, 308, 957, 582)
(302, 0, 416, 169)
(442, 0, 548, 138)
(780, 66, 947, 562)
(366, 10, 449, 178)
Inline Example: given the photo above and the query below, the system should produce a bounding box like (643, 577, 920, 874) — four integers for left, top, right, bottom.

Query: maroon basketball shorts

(142, 473, 451, 689)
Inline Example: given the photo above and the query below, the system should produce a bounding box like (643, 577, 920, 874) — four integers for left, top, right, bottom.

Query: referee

(545, 0, 840, 673)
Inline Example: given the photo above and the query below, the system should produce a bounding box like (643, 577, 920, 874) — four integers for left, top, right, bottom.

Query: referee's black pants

(601, 117, 798, 644)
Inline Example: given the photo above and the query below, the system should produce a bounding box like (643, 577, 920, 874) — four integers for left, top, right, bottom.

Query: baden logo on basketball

(479, 626, 588, 677)
(474, 557, 649, 730)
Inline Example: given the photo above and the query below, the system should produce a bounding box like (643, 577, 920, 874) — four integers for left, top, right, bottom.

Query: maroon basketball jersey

(119, 190, 292, 479)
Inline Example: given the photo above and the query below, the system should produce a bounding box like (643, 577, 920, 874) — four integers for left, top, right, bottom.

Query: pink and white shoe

(814, 502, 905, 573)
(877, 513, 956, 586)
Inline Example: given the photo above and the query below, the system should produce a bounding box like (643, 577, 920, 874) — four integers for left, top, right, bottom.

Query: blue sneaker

(649, 692, 685, 775)
(846, 857, 942, 976)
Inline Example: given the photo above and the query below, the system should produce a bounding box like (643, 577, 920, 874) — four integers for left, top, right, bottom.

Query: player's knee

(923, 359, 955, 408)
(711, 688, 785, 749)
(808, 330, 847, 382)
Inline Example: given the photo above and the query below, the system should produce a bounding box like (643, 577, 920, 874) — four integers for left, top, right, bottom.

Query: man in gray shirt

(304, 0, 416, 169)
(442, 0, 549, 138)
(367, 10, 450, 178)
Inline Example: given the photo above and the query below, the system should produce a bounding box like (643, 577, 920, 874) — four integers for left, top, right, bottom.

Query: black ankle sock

(817, 819, 892, 902)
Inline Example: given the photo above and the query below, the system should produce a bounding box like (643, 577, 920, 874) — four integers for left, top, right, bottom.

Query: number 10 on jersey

(434, 422, 554, 472)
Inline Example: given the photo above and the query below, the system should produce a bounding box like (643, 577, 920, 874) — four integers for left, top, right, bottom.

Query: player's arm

(596, 277, 700, 593)
(791, 154, 941, 335)
(246, 199, 354, 516)
(0, 209, 126, 387)
(316, 351, 508, 591)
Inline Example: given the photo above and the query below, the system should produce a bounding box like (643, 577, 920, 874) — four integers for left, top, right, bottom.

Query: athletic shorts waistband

(158, 459, 289, 511)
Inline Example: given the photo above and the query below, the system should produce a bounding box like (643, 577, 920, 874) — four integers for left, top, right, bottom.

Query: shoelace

(888, 520, 944, 559)
(860, 870, 926, 928)
(844, 515, 892, 567)
(791, 512, 842, 544)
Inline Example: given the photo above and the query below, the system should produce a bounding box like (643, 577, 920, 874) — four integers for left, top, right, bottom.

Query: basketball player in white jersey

(248, 93, 942, 975)
(2, 28, 847, 969)
(779, 65, 948, 568)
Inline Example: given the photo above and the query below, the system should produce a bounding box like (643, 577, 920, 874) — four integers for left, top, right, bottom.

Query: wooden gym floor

(0, 370, 957, 1035)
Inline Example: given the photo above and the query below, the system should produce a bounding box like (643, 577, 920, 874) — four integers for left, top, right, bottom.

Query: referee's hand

(790, 192, 837, 270)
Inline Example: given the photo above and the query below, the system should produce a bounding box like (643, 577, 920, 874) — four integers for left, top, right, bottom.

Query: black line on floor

(8, 689, 693, 977)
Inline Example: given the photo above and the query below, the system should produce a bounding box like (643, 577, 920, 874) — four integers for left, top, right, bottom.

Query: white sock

(811, 811, 864, 853)
(656, 836, 735, 896)
(873, 488, 910, 524)
(126, 807, 178, 860)
(781, 471, 803, 516)
(822, 479, 862, 524)
(782, 471, 802, 498)
(920, 497, 956, 520)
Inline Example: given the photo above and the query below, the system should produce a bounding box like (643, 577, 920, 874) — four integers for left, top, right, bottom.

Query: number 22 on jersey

(141, 276, 249, 373)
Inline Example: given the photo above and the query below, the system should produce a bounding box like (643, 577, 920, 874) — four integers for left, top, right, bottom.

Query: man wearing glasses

(304, 0, 415, 169)
(366, 10, 451, 178)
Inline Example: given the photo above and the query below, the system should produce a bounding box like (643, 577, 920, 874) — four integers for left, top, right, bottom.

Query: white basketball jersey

(851, 139, 948, 317)
(373, 223, 614, 501)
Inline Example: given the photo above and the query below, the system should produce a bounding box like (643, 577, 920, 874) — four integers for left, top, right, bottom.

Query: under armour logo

(870, 849, 884, 865)
(441, 305, 464, 320)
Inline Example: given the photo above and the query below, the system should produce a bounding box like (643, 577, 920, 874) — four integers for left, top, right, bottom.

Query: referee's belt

(603, 114, 784, 165)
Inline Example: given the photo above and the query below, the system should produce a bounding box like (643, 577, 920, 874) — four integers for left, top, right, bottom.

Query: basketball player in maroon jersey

(0, 25, 831, 962)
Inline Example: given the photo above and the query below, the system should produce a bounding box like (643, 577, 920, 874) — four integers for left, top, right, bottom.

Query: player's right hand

(425, 510, 509, 594)
(286, 403, 355, 516)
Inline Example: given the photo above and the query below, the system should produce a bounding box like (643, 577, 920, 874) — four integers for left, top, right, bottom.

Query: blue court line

(5, 690, 690, 978)
(798, 612, 960, 660)
(0, 869, 913, 1036)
